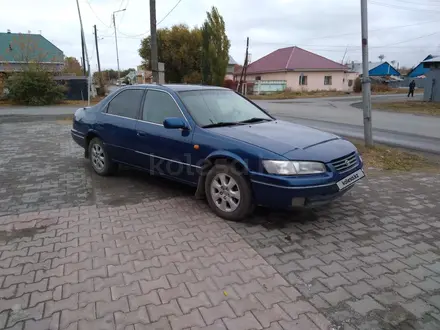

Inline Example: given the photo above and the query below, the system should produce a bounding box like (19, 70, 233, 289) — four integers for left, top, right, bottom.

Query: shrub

(6, 68, 65, 105)
(353, 77, 362, 93)
(371, 83, 391, 92)
(223, 79, 237, 90)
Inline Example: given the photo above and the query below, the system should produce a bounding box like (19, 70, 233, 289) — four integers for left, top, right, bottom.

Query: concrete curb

(0, 114, 73, 123)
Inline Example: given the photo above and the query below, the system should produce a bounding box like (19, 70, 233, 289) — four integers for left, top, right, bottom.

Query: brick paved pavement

(0, 121, 440, 329)
(0, 122, 193, 216)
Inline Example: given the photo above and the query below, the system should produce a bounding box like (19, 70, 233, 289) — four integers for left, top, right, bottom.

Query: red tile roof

(233, 64, 243, 75)
(245, 46, 348, 74)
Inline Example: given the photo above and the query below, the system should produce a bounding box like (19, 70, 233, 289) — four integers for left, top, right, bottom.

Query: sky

(2, 0, 440, 72)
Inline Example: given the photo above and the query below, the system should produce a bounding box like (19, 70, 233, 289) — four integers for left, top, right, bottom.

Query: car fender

(194, 150, 250, 199)
(82, 128, 103, 158)
(204, 150, 250, 173)
(86, 128, 102, 142)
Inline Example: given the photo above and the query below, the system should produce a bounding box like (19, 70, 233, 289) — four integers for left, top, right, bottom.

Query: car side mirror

(163, 117, 188, 129)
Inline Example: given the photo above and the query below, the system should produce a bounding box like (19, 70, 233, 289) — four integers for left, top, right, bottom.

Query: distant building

(0, 30, 64, 73)
(422, 56, 440, 102)
(225, 56, 237, 80)
(350, 61, 400, 77)
(408, 55, 438, 78)
(233, 46, 357, 92)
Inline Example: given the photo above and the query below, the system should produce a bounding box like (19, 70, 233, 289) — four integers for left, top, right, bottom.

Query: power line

(118, 0, 129, 23)
(108, 18, 439, 41)
(117, 0, 183, 38)
(310, 19, 438, 42)
(157, 0, 183, 25)
(370, 1, 440, 13)
(371, 31, 439, 48)
(393, 0, 440, 6)
(117, 0, 125, 11)
(85, 0, 113, 29)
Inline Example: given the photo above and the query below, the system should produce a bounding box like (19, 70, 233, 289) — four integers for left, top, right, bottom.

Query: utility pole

(237, 37, 249, 94)
(361, 0, 373, 146)
(76, 0, 90, 105)
(93, 25, 103, 90)
(150, 0, 159, 84)
(113, 9, 126, 83)
(83, 31, 92, 106)
(76, 0, 86, 76)
(81, 36, 86, 76)
(243, 38, 250, 96)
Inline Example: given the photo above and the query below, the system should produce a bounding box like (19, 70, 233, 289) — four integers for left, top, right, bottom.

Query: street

(254, 94, 440, 154)
(2, 0, 439, 328)
(2, 93, 440, 154)
(0, 120, 440, 330)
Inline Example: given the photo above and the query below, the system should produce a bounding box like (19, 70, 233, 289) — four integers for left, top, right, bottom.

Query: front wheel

(205, 162, 254, 221)
(88, 137, 117, 176)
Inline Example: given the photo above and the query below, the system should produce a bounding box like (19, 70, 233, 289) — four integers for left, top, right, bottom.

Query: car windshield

(178, 89, 273, 127)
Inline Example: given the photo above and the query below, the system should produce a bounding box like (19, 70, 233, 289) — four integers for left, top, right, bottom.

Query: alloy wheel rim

(210, 173, 241, 212)
(91, 144, 105, 171)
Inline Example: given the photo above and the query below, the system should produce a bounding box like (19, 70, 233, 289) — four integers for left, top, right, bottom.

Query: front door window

(142, 90, 183, 124)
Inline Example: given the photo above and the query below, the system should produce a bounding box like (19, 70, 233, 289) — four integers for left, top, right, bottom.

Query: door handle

(137, 131, 146, 137)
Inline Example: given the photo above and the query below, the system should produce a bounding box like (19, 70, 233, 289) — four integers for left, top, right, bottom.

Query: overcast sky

(2, 0, 440, 71)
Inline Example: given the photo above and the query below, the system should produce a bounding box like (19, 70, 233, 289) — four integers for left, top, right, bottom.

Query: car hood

(209, 120, 341, 156)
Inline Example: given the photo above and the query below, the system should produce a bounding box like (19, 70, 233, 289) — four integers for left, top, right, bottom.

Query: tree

(121, 68, 136, 77)
(201, 6, 230, 86)
(398, 66, 413, 75)
(6, 65, 65, 105)
(378, 54, 385, 62)
(63, 56, 83, 76)
(139, 24, 202, 83)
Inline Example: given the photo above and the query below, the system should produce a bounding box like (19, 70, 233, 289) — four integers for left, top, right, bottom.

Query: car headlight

(262, 160, 326, 175)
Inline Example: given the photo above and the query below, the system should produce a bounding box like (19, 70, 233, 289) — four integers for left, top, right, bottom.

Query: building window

(255, 76, 261, 80)
(299, 75, 307, 86)
(324, 76, 332, 85)
(348, 79, 354, 87)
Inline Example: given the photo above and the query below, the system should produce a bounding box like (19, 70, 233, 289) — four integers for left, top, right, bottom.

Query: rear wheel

(88, 137, 117, 176)
(205, 162, 254, 221)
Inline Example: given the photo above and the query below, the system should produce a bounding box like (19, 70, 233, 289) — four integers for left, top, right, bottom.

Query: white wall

(246, 71, 358, 92)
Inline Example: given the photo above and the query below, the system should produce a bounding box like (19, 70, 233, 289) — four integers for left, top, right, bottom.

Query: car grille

(331, 152, 359, 174)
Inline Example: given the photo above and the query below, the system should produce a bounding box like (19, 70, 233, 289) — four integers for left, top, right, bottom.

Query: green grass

(373, 100, 440, 116)
(352, 140, 439, 171)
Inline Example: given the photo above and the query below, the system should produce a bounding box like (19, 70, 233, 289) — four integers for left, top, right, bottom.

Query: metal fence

(387, 77, 425, 89)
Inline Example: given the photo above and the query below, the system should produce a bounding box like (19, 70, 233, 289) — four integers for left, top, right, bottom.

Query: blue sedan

(71, 84, 364, 220)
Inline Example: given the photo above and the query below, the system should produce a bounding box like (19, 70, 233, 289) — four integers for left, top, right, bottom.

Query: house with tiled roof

(234, 46, 358, 92)
(0, 30, 64, 73)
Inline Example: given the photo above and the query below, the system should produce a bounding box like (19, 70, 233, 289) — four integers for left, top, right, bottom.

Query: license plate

(337, 169, 365, 190)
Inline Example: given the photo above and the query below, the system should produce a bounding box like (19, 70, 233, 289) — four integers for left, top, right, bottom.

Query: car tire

(88, 137, 117, 176)
(205, 161, 254, 221)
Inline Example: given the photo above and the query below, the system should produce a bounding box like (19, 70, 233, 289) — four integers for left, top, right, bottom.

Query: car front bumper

(250, 164, 364, 209)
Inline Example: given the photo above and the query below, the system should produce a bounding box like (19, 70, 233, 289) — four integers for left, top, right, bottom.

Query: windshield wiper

(202, 122, 243, 128)
(238, 117, 272, 124)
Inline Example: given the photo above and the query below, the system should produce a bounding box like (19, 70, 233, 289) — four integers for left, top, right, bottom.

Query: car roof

(126, 84, 229, 92)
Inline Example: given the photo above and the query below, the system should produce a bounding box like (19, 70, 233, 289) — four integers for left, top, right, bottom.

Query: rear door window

(107, 89, 144, 119)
